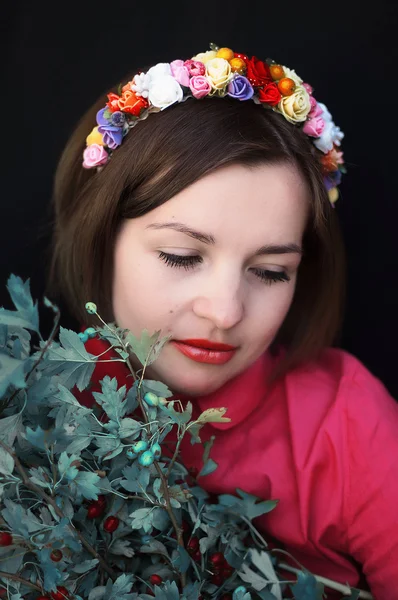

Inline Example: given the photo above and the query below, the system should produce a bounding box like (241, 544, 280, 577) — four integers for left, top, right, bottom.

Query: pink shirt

(77, 337, 398, 599)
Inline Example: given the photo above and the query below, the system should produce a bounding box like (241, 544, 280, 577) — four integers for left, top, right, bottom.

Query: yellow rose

(86, 126, 104, 146)
(282, 66, 303, 86)
(191, 50, 217, 64)
(205, 58, 233, 92)
(279, 85, 311, 123)
(328, 187, 339, 204)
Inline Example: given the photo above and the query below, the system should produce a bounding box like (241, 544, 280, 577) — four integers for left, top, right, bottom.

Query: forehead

(142, 162, 309, 242)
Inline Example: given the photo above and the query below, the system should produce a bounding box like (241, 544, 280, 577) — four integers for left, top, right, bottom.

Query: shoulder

(283, 346, 398, 433)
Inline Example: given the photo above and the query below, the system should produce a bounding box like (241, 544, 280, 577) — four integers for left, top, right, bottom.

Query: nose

(192, 267, 244, 330)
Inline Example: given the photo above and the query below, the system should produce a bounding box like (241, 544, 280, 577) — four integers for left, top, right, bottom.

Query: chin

(150, 364, 229, 398)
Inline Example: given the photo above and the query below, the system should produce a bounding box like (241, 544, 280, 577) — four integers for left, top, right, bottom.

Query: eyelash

(158, 251, 290, 285)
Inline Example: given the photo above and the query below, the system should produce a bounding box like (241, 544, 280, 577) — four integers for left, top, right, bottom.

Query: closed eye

(158, 252, 290, 285)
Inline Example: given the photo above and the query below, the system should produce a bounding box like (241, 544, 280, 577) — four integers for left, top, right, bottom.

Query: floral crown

(83, 43, 346, 204)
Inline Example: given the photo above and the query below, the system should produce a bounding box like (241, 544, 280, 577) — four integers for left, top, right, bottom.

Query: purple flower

(324, 170, 342, 191)
(227, 75, 254, 101)
(111, 111, 126, 127)
(96, 108, 123, 149)
(96, 108, 112, 126)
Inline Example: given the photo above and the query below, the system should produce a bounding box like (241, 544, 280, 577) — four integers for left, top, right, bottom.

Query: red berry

(0, 532, 12, 546)
(187, 537, 199, 552)
(103, 515, 119, 533)
(209, 551, 225, 565)
(36, 597, 49, 600)
(188, 466, 199, 478)
(87, 505, 102, 519)
(51, 586, 69, 600)
(96, 495, 106, 507)
(222, 565, 234, 577)
(149, 574, 163, 586)
(220, 595, 233, 600)
(192, 549, 202, 562)
(211, 573, 224, 586)
(50, 549, 63, 562)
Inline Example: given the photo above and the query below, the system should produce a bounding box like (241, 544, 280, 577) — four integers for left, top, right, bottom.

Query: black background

(4, 1, 398, 398)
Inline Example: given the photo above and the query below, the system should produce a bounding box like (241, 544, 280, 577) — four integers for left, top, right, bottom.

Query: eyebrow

(146, 222, 303, 256)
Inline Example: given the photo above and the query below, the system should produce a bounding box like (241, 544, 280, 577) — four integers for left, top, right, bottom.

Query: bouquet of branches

(0, 275, 371, 600)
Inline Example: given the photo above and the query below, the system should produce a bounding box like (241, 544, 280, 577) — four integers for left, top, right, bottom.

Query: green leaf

(0, 274, 39, 332)
(41, 327, 96, 391)
(38, 547, 63, 592)
(25, 425, 59, 450)
(215, 489, 278, 520)
(196, 406, 231, 424)
(158, 400, 192, 425)
(173, 544, 191, 573)
(1, 499, 44, 537)
(249, 548, 281, 599)
(139, 539, 168, 557)
(141, 379, 173, 398)
(118, 417, 141, 438)
(0, 447, 14, 476)
(74, 471, 102, 501)
(109, 573, 136, 600)
(154, 580, 180, 600)
(130, 506, 154, 532)
(0, 352, 27, 397)
(92, 376, 128, 421)
(198, 458, 218, 478)
(290, 570, 324, 600)
(125, 329, 171, 366)
(72, 558, 99, 573)
(58, 451, 80, 481)
(0, 412, 23, 446)
(120, 462, 151, 494)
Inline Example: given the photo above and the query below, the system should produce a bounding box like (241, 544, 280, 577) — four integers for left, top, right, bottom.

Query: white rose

(313, 120, 345, 153)
(131, 64, 172, 99)
(148, 74, 184, 109)
(191, 50, 217, 64)
(147, 62, 172, 80)
(279, 85, 311, 123)
(317, 102, 332, 122)
(205, 58, 232, 91)
(282, 66, 303, 85)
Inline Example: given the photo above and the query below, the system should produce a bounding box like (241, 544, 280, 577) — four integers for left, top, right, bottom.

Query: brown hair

(47, 75, 346, 385)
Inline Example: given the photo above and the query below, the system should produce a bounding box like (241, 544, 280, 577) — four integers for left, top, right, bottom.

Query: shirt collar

(84, 333, 276, 431)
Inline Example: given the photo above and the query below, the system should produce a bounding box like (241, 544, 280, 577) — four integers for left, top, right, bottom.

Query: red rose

(258, 82, 282, 106)
(245, 56, 272, 87)
(118, 90, 149, 116)
(106, 93, 121, 113)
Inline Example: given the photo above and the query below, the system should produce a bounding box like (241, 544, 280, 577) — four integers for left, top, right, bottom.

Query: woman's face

(112, 162, 309, 396)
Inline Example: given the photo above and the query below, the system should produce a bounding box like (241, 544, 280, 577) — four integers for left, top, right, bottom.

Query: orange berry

(216, 47, 234, 61)
(277, 77, 296, 96)
(229, 57, 246, 74)
(270, 64, 285, 80)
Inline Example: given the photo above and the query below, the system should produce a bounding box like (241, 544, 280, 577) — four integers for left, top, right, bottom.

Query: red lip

(175, 339, 237, 351)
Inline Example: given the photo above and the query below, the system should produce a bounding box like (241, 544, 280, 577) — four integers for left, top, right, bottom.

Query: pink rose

(308, 97, 323, 118)
(82, 144, 109, 169)
(303, 117, 325, 137)
(303, 82, 313, 95)
(189, 75, 211, 99)
(184, 59, 206, 77)
(170, 59, 190, 87)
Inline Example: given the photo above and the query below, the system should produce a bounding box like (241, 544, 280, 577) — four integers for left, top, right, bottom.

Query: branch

(124, 352, 187, 589)
(1, 304, 61, 413)
(0, 570, 42, 592)
(0, 440, 117, 582)
(278, 562, 374, 599)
